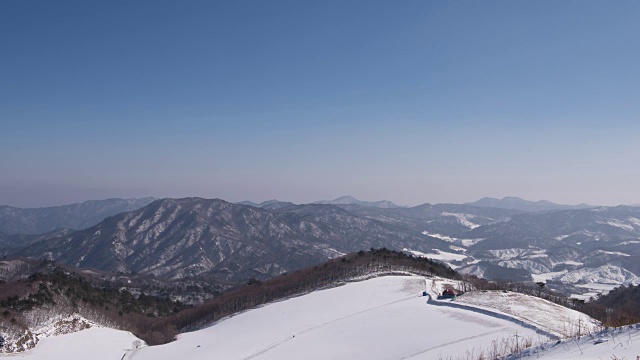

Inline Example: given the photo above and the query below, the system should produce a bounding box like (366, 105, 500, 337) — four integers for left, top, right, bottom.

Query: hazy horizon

(0, 193, 633, 210)
(2, 1, 639, 208)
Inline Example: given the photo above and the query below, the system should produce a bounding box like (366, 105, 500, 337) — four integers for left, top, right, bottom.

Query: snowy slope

(423, 278, 599, 338)
(404, 248, 468, 268)
(132, 276, 547, 360)
(515, 324, 640, 360)
(440, 212, 481, 229)
(453, 290, 600, 338)
(4, 327, 141, 359)
(12, 276, 554, 360)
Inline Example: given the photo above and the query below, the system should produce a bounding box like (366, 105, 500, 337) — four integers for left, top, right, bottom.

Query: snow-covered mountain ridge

(8, 198, 459, 282)
(3, 198, 640, 298)
(397, 206, 640, 297)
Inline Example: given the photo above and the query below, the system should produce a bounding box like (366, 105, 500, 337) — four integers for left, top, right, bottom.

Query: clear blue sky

(1, 0, 639, 207)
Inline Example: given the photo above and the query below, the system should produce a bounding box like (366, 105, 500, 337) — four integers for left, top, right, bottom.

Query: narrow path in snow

(121, 341, 143, 360)
(399, 327, 509, 359)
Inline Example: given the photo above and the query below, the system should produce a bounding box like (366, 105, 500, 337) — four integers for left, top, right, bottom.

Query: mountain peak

(333, 195, 359, 202)
(235, 199, 289, 208)
(314, 196, 401, 208)
(466, 196, 591, 212)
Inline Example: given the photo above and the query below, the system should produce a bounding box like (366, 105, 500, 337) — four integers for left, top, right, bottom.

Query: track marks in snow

(242, 335, 296, 360)
(399, 327, 509, 359)
(241, 295, 418, 359)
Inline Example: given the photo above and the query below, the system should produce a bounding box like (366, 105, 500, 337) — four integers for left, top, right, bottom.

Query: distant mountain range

(239, 196, 402, 209)
(240, 195, 594, 212)
(0, 198, 155, 235)
(236, 199, 294, 208)
(405, 205, 640, 294)
(2, 195, 639, 297)
(8, 198, 453, 282)
(466, 196, 592, 212)
(313, 195, 402, 208)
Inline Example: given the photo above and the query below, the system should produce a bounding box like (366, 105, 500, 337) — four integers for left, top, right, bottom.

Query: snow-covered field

(135, 276, 547, 360)
(453, 290, 600, 338)
(440, 212, 481, 229)
(404, 248, 468, 267)
(10, 276, 552, 360)
(4, 327, 141, 359)
(516, 324, 640, 360)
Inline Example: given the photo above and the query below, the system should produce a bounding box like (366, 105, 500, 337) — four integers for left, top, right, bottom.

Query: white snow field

(404, 248, 468, 267)
(5, 327, 140, 359)
(8, 275, 552, 360)
(516, 324, 640, 360)
(452, 290, 600, 338)
(131, 276, 548, 360)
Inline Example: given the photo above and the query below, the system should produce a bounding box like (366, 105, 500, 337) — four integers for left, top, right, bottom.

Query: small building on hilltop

(441, 288, 456, 299)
